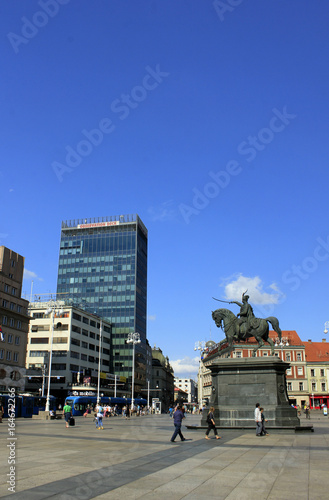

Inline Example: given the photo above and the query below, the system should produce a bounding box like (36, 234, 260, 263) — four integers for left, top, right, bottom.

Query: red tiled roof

(205, 330, 304, 358)
(304, 341, 329, 362)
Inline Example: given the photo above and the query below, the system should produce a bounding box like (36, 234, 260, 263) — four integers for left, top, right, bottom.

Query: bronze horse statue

(212, 308, 282, 356)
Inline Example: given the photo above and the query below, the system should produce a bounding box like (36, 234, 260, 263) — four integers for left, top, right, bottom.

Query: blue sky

(1, 1, 329, 379)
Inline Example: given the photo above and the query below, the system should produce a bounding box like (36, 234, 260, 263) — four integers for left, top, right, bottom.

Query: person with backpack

(205, 406, 221, 440)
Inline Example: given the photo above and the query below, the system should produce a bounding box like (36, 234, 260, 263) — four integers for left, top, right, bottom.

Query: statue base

(200, 357, 300, 428)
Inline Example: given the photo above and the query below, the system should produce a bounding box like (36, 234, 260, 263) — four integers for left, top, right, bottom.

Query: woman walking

(205, 406, 221, 440)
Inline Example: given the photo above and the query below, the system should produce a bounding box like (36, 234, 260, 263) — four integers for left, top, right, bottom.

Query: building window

(297, 367, 303, 376)
(287, 382, 292, 391)
(6, 351, 12, 361)
(2, 300, 8, 308)
(17, 320, 21, 329)
(17, 305, 22, 313)
(29, 350, 49, 357)
(33, 312, 44, 319)
(312, 382, 316, 391)
(10, 303, 15, 311)
(299, 382, 304, 391)
(286, 368, 292, 375)
(30, 338, 49, 344)
(53, 337, 67, 344)
(81, 353, 87, 361)
(4, 284, 9, 292)
(311, 369, 315, 376)
(12, 287, 17, 296)
(322, 383, 326, 391)
(0, 349, 4, 359)
(9, 318, 15, 327)
(320, 369, 325, 377)
(52, 364, 66, 371)
(8, 334, 13, 344)
(2, 316, 8, 325)
(13, 352, 18, 362)
(83, 317, 89, 325)
(53, 351, 67, 358)
(71, 351, 80, 359)
(263, 352, 268, 357)
(11, 260, 16, 268)
(235, 351, 242, 358)
(297, 353, 302, 361)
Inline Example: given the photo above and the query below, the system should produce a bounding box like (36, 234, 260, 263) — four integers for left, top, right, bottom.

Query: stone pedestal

(201, 357, 300, 428)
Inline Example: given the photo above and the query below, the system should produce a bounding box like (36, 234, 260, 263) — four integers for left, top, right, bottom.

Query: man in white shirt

(255, 403, 262, 436)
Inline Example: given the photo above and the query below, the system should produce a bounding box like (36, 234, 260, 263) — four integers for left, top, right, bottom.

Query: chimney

(308, 339, 312, 343)
(322, 339, 327, 343)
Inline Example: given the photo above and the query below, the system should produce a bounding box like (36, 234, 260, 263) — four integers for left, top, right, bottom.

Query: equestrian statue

(212, 291, 282, 357)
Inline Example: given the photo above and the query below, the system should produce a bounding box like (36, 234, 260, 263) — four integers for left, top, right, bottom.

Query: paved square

(0, 412, 328, 499)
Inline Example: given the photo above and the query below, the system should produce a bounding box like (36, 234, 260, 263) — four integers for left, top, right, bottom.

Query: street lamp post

(97, 320, 102, 404)
(45, 300, 63, 412)
(147, 380, 150, 410)
(194, 341, 206, 408)
(126, 332, 141, 411)
(274, 337, 289, 360)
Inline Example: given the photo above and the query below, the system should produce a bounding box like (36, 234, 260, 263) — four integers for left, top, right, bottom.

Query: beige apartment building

(26, 301, 115, 403)
(0, 246, 30, 392)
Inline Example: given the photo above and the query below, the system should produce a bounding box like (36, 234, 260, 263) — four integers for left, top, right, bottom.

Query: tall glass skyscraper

(56, 214, 148, 392)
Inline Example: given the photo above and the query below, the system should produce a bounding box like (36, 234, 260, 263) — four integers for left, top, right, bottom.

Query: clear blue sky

(1, 1, 329, 379)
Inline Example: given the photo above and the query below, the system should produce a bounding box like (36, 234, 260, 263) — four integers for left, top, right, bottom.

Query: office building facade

(0, 246, 30, 392)
(56, 214, 148, 394)
(26, 301, 116, 402)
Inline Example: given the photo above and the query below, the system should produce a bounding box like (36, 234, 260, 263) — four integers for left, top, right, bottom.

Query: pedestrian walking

(96, 404, 104, 429)
(205, 406, 221, 440)
(170, 405, 186, 442)
(305, 405, 310, 419)
(255, 403, 262, 436)
(260, 407, 269, 436)
(63, 402, 72, 428)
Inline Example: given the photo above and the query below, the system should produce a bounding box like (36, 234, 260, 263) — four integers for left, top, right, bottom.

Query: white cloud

(24, 269, 43, 281)
(171, 356, 199, 378)
(221, 274, 283, 305)
(148, 315, 156, 321)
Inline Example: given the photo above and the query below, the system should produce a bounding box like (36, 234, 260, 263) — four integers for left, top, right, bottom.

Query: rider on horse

(230, 291, 256, 339)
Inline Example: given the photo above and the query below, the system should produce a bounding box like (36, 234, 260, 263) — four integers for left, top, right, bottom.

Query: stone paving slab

(0, 413, 328, 499)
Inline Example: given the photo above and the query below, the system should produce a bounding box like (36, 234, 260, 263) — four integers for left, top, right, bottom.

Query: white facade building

(174, 377, 197, 403)
(26, 301, 115, 400)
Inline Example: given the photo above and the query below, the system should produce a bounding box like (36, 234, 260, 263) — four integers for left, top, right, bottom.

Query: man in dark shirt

(170, 405, 186, 442)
